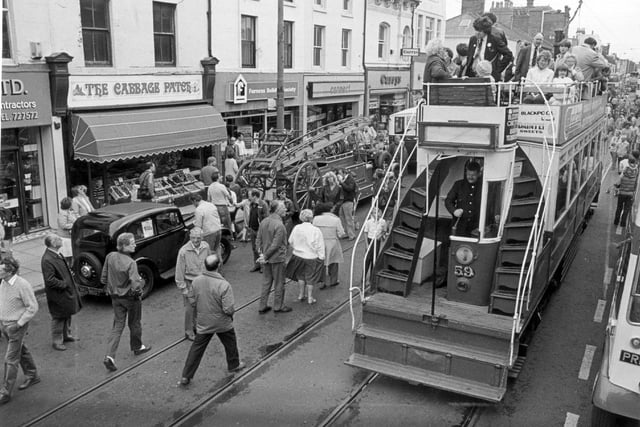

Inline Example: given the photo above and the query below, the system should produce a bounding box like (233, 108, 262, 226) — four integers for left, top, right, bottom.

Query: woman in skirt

(313, 202, 347, 288)
(286, 209, 325, 304)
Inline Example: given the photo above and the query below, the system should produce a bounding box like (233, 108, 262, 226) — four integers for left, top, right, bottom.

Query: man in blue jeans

(0, 257, 39, 404)
(101, 233, 152, 371)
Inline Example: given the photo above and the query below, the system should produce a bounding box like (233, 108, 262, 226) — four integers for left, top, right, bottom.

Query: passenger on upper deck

(453, 43, 469, 78)
(445, 161, 483, 238)
(572, 37, 608, 82)
(523, 51, 554, 104)
(562, 54, 585, 82)
(555, 39, 572, 66)
(464, 16, 513, 82)
(423, 39, 450, 84)
(513, 33, 549, 83)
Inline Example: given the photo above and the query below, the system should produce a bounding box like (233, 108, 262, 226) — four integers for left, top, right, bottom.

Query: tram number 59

(454, 265, 475, 278)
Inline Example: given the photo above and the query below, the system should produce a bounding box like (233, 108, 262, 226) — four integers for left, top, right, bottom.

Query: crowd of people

(608, 91, 640, 227)
(423, 14, 611, 105)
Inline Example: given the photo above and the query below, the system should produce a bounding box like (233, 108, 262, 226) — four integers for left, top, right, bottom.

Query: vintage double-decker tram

(347, 79, 608, 401)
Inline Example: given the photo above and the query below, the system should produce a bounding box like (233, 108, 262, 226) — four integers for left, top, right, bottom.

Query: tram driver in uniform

(445, 161, 483, 238)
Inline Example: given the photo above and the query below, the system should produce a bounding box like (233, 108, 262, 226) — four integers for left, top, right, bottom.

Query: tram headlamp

(455, 245, 475, 265)
(631, 337, 640, 349)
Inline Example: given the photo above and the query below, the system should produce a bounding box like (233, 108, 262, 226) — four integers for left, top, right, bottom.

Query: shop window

(378, 22, 389, 60)
(555, 162, 569, 220)
(241, 15, 256, 68)
(80, 0, 112, 66)
(2, 0, 12, 59)
(313, 25, 324, 67)
(284, 21, 293, 69)
(416, 15, 423, 51)
(341, 29, 351, 67)
(424, 16, 434, 46)
(153, 2, 176, 66)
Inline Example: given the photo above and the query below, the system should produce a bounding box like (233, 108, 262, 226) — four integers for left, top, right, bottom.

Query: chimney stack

(461, 0, 485, 16)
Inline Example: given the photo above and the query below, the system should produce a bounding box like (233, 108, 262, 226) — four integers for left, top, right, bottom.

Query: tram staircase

(490, 153, 545, 317)
(347, 169, 516, 402)
(243, 117, 370, 178)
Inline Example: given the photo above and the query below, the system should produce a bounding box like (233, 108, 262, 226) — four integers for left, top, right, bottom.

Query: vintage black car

(71, 202, 232, 298)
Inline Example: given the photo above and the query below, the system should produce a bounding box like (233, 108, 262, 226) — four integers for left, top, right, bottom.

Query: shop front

(304, 75, 364, 134)
(65, 73, 227, 207)
(1, 66, 55, 239)
(367, 68, 411, 131)
(214, 72, 303, 149)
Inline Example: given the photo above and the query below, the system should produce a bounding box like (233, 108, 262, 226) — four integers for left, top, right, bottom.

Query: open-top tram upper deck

(347, 78, 608, 402)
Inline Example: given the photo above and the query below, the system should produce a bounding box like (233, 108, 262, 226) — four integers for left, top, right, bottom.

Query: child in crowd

(362, 208, 388, 284)
(475, 60, 497, 99)
(549, 64, 576, 105)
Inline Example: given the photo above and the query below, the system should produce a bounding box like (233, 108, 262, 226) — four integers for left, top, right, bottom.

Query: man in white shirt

(0, 257, 39, 404)
(191, 194, 222, 263)
(207, 173, 233, 231)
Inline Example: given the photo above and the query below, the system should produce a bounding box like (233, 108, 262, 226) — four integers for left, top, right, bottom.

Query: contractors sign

(68, 74, 203, 108)
(1, 70, 52, 128)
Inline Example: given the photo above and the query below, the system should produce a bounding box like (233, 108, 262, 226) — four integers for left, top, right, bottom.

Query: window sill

(341, 12, 353, 18)
(313, 7, 327, 13)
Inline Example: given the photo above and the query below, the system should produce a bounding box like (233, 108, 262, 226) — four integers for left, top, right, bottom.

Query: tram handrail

(348, 101, 423, 331)
(509, 78, 559, 365)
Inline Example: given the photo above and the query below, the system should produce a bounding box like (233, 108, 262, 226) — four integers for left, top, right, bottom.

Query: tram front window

(483, 181, 504, 238)
(445, 161, 482, 238)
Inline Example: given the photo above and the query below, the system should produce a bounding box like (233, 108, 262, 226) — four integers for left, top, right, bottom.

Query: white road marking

(604, 266, 613, 286)
(578, 345, 597, 380)
(593, 299, 607, 323)
(564, 412, 580, 427)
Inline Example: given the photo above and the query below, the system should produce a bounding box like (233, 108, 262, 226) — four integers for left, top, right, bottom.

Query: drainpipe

(409, 1, 417, 106)
(207, 0, 212, 57)
(362, 0, 368, 118)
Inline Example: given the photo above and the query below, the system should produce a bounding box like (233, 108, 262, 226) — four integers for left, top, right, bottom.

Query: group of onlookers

(423, 13, 610, 105)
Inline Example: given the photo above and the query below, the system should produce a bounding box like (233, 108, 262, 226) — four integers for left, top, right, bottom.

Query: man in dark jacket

(614, 157, 639, 227)
(179, 254, 245, 387)
(338, 168, 358, 240)
(41, 234, 82, 351)
(465, 16, 513, 82)
(445, 161, 483, 237)
(256, 200, 290, 313)
(513, 33, 549, 83)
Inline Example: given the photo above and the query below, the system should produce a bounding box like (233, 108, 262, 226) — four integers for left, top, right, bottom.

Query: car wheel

(137, 264, 155, 299)
(75, 253, 103, 288)
(220, 237, 231, 264)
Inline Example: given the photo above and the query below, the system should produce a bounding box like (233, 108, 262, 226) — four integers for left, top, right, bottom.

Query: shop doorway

(0, 128, 48, 237)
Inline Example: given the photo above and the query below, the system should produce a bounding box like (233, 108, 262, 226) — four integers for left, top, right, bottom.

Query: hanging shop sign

(226, 78, 298, 103)
(1, 71, 53, 128)
(308, 81, 365, 98)
(67, 74, 203, 108)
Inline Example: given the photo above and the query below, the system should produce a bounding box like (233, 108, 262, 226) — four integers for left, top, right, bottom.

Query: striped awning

(71, 104, 227, 163)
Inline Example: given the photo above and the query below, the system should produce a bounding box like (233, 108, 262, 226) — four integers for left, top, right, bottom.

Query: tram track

(22, 238, 363, 427)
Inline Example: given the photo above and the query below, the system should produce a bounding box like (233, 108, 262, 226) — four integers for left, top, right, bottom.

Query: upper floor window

(2, 0, 11, 59)
(378, 23, 389, 60)
(153, 2, 176, 66)
(402, 26, 412, 49)
(313, 25, 325, 67)
(425, 17, 434, 46)
(341, 29, 351, 67)
(284, 20, 293, 69)
(80, 0, 112, 66)
(314, 0, 325, 7)
(241, 15, 256, 68)
(343, 0, 351, 12)
(436, 19, 442, 39)
(416, 15, 423, 51)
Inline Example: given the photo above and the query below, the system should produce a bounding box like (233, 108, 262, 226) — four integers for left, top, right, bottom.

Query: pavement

(2, 229, 50, 295)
